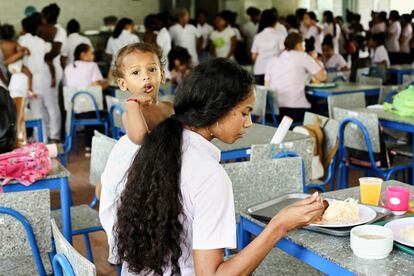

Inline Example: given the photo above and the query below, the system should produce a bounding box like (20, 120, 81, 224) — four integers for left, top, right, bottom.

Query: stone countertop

(212, 123, 308, 152)
(240, 180, 414, 276)
(358, 107, 414, 127)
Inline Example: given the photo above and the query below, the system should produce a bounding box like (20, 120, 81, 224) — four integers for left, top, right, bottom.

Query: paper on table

(367, 104, 384, 109)
(271, 116, 293, 144)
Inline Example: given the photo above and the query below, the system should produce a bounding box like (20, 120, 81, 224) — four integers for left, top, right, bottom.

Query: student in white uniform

(369, 33, 390, 67)
(322, 11, 341, 54)
(400, 14, 413, 62)
(196, 9, 213, 62)
(251, 9, 285, 85)
(210, 12, 237, 59)
(371, 12, 387, 34)
(321, 35, 348, 72)
(265, 33, 327, 123)
(169, 9, 202, 64)
(303, 12, 322, 54)
(65, 19, 93, 64)
(385, 10, 401, 65)
(114, 58, 325, 275)
(242, 7, 260, 58)
(286, 15, 300, 34)
(106, 18, 140, 65)
(155, 14, 172, 80)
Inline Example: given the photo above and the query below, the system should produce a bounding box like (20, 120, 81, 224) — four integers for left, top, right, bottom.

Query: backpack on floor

(0, 143, 52, 191)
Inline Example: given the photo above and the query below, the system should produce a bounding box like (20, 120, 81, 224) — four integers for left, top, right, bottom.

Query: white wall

(0, 0, 160, 32)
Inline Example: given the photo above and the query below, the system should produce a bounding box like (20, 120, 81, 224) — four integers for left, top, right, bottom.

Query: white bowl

(350, 225, 394, 259)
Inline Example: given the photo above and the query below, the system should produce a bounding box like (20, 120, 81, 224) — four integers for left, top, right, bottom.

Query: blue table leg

(60, 177, 73, 244)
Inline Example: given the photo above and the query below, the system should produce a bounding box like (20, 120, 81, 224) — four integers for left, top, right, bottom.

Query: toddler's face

(117, 50, 165, 100)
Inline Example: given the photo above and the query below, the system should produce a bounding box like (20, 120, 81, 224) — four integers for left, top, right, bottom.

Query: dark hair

(144, 14, 157, 31)
(308, 11, 318, 22)
(113, 17, 133, 38)
(103, 16, 117, 26)
(246, 6, 260, 18)
(378, 11, 387, 22)
(112, 42, 165, 78)
(67, 19, 80, 34)
(370, 32, 386, 46)
(41, 3, 60, 24)
(0, 24, 15, 40)
(0, 87, 16, 153)
(221, 10, 237, 26)
(322, 34, 334, 48)
(286, 14, 299, 29)
(401, 14, 412, 27)
(284, 32, 303, 50)
(323, 11, 336, 36)
(305, 36, 315, 53)
(258, 9, 278, 33)
(296, 8, 307, 20)
(22, 16, 38, 35)
(74, 43, 91, 62)
(115, 58, 254, 275)
(389, 10, 400, 21)
(168, 46, 191, 71)
(196, 9, 208, 19)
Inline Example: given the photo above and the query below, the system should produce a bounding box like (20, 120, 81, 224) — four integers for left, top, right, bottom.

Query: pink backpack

(0, 143, 52, 192)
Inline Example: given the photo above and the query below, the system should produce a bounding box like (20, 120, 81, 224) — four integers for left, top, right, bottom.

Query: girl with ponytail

(115, 58, 324, 275)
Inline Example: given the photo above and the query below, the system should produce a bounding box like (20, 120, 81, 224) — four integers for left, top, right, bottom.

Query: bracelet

(126, 98, 140, 104)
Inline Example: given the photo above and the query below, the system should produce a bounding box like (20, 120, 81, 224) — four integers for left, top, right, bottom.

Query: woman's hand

(270, 192, 325, 235)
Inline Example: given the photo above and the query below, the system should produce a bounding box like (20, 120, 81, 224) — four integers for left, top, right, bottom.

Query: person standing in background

(169, 9, 202, 64)
(400, 14, 413, 63)
(303, 12, 322, 54)
(242, 7, 260, 60)
(322, 11, 341, 54)
(371, 12, 387, 34)
(385, 10, 401, 64)
(65, 19, 93, 64)
(210, 12, 237, 59)
(155, 14, 172, 80)
(196, 9, 213, 63)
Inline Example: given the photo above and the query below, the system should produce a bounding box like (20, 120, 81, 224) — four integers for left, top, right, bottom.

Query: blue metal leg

(238, 218, 252, 252)
(37, 120, 44, 142)
(83, 234, 94, 262)
(60, 177, 73, 244)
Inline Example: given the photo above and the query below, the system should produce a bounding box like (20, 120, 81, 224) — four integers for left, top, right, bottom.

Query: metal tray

(246, 193, 391, 236)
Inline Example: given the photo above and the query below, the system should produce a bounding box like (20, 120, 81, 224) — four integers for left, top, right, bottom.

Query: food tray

(306, 82, 337, 89)
(246, 193, 391, 236)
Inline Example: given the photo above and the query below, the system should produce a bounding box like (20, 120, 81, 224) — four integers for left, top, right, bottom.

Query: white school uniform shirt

(265, 50, 322, 108)
(251, 27, 285, 75)
(275, 23, 288, 38)
(401, 24, 413, 53)
(197, 23, 214, 50)
(242, 21, 258, 53)
(371, 45, 390, 67)
(53, 24, 67, 83)
(65, 33, 93, 64)
(323, 23, 341, 54)
(17, 33, 50, 94)
(64, 61, 103, 87)
(371, 22, 386, 34)
(304, 25, 322, 53)
(385, 21, 401, 52)
(169, 23, 201, 63)
(156, 27, 172, 79)
(210, 26, 236, 58)
(106, 30, 140, 64)
(324, 53, 348, 71)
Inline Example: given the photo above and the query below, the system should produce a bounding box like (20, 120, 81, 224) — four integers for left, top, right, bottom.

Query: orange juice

(359, 177, 383, 206)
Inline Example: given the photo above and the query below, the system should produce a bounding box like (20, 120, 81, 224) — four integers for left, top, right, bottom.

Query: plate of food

(306, 82, 338, 89)
(384, 217, 414, 248)
(310, 198, 377, 228)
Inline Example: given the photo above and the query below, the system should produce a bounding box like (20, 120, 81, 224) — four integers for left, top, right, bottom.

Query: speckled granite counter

(212, 123, 308, 152)
(240, 180, 414, 276)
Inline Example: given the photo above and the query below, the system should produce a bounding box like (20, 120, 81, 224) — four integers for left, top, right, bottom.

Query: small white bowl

(350, 225, 394, 259)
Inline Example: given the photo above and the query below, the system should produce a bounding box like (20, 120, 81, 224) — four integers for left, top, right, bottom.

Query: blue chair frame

(0, 207, 47, 276)
(52, 253, 75, 276)
(25, 119, 44, 142)
(69, 91, 109, 154)
(337, 118, 411, 189)
(384, 90, 398, 104)
(109, 104, 126, 139)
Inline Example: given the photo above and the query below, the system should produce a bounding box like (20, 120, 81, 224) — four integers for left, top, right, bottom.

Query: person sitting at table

(321, 35, 348, 72)
(114, 58, 325, 275)
(168, 46, 193, 86)
(368, 32, 390, 68)
(265, 33, 327, 123)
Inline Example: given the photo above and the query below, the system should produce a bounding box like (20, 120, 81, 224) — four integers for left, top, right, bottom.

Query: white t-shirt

(304, 26, 322, 53)
(401, 24, 413, 53)
(324, 53, 348, 71)
(251, 27, 285, 75)
(385, 21, 401, 52)
(197, 23, 214, 50)
(64, 61, 103, 87)
(323, 23, 341, 54)
(275, 23, 288, 38)
(17, 33, 50, 94)
(156, 27, 172, 79)
(371, 22, 386, 34)
(265, 50, 322, 108)
(53, 24, 68, 83)
(64, 33, 93, 64)
(371, 45, 390, 67)
(242, 21, 258, 54)
(169, 24, 201, 63)
(106, 30, 140, 64)
(210, 27, 236, 58)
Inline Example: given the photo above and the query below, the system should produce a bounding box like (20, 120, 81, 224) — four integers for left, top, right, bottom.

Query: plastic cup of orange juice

(359, 177, 383, 206)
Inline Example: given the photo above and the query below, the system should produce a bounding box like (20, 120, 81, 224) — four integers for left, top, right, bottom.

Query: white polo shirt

(371, 22, 386, 34)
(251, 27, 285, 75)
(53, 24, 68, 82)
(304, 25, 322, 53)
(197, 23, 214, 50)
(323, 53, 348, 71)
(64, 61, 103, 87)
(106, 30, 140, 64)
(371, 45, 390, 67)
(401, 24, 413, 53)
(64, 33, 93, 64)
(322, 23, 341, 54)
(385, 21, 401, 52)
(101, 130, 236, 274)
(265, 50, 322, 108)
(156, 27, 172, 79)
(169, 24, 201, 63)
(210, 27, 236, 58)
